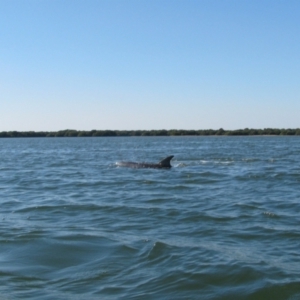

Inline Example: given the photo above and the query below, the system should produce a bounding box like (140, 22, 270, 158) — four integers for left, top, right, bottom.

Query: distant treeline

(1, 128, 300, 138)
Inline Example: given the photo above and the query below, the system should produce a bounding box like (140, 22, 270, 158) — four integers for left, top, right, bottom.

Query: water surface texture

(0, 137, 300, 299)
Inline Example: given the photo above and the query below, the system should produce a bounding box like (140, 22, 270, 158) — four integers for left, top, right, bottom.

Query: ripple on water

(0, 137, 300, 299)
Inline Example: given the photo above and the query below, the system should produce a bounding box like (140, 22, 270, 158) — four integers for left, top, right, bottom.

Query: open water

(0, 136, 299, 299)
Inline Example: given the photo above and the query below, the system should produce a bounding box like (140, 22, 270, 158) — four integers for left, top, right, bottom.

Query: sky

(1, 0, 299, 131)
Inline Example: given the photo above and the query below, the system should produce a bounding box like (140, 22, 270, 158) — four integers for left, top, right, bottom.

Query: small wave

(174, 163, 186, 167)
(263, 211, 277, 217)
(147, 241, 173, 261)
(242, 158, 261, 162)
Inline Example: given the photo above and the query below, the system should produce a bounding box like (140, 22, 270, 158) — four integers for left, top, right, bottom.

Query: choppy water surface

(0, 137, 300, 299)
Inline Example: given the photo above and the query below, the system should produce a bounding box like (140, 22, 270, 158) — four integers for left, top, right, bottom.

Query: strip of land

(1, 128, 300, 137)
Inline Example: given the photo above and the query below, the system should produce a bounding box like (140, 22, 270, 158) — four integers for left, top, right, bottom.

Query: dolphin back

(159, 155, 174, 168)
(117, 155, 174, 169)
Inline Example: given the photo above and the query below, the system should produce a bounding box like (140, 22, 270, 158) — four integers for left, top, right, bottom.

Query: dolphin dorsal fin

(159, 155, 174, 168)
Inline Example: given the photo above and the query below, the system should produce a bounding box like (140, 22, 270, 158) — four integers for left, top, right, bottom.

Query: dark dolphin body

(117, 156, 174, 169)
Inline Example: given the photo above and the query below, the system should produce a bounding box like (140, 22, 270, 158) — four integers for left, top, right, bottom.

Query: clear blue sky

(1, 0, 299, 131)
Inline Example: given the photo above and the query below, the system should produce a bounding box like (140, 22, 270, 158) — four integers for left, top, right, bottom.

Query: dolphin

(116, 155, 174, 169)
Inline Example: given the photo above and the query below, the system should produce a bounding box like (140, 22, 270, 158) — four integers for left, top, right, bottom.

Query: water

(0, 137, 299, 299)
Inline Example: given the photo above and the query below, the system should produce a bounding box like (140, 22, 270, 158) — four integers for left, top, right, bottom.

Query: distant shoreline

(1, 128, 300, 138)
